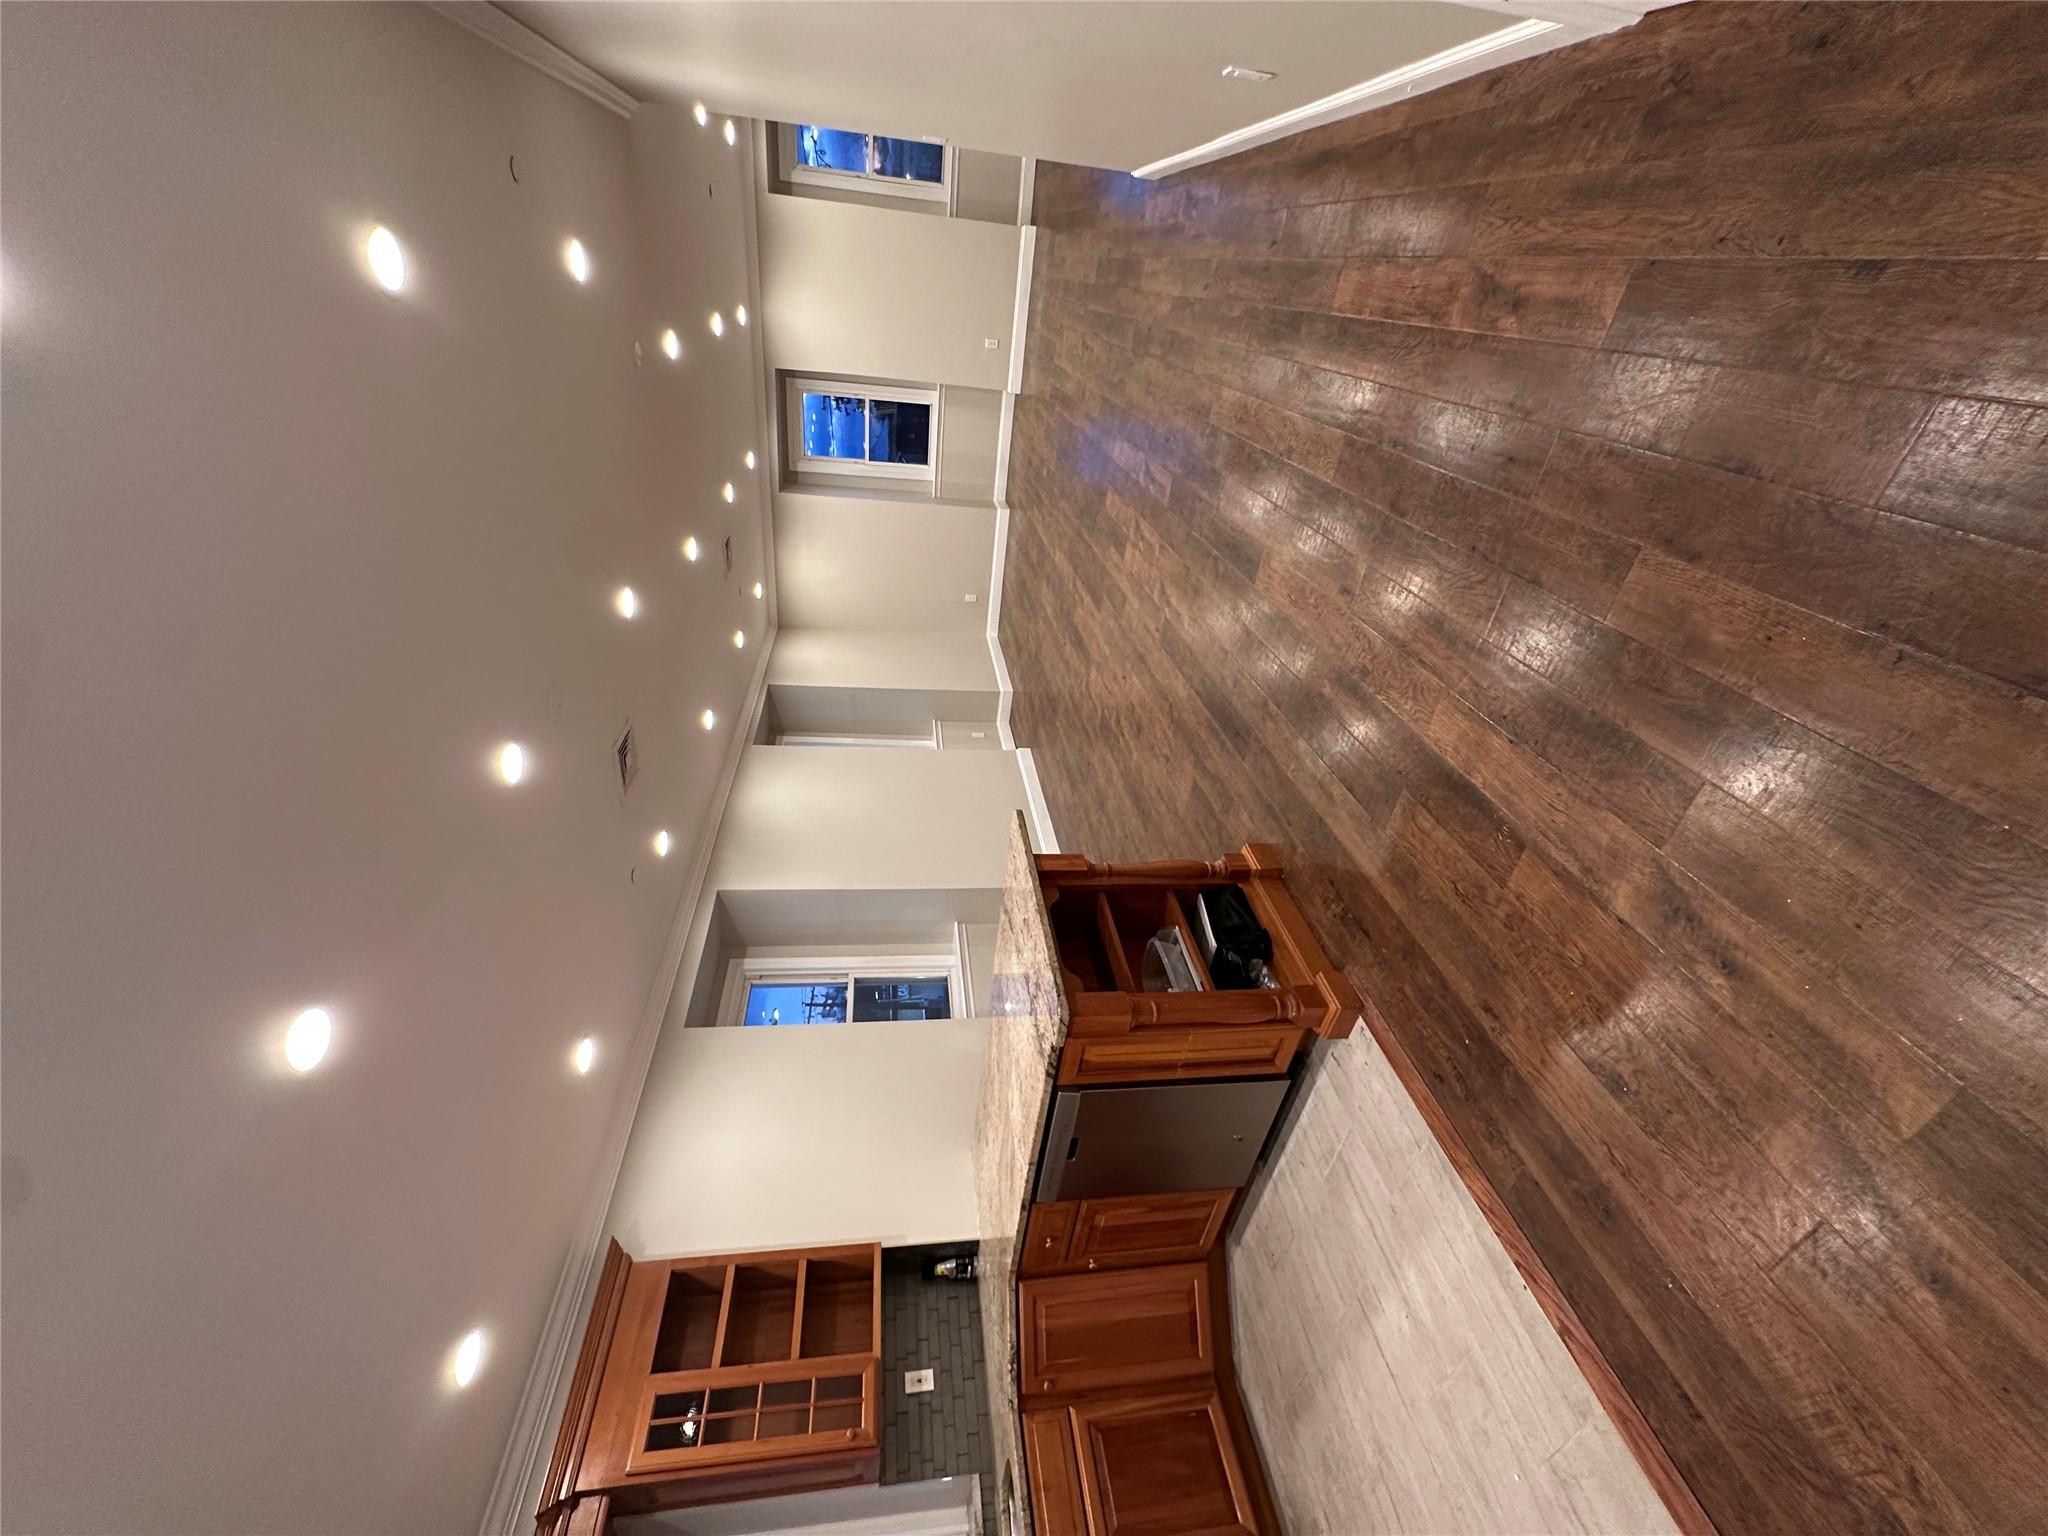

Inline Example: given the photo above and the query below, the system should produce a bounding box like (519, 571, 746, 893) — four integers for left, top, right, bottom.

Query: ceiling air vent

(615, 723, 639, 798)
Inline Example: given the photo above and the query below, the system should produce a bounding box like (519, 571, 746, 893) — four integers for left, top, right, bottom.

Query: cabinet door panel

(1020, 1264, 1212, 1398)
(1022, 1202, 1078, 1276)
(1072, 1388, 1261, 1536)
(1023, 1408, 1090, 1536)
(1068, 1191, 1232, 1269)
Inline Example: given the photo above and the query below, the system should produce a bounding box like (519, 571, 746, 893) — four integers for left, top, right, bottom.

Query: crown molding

(428, 2, 638, 119)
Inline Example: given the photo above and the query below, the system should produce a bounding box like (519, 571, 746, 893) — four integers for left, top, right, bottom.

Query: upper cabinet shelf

(1038, 843, 1361, 1086)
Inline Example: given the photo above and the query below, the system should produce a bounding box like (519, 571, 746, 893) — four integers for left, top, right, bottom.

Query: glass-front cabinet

(619, 1253, 880, 1474)
(549, 1242, 883, 1525)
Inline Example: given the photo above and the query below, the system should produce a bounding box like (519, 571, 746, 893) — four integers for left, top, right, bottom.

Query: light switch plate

(905, 1368, 935, 1394)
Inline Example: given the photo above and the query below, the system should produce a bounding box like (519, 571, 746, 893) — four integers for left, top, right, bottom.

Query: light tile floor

(1231, 1033, 1678, 1535)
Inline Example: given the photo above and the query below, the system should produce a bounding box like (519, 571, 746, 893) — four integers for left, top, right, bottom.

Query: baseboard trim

(426, 1, 638, 119)
(1006, 225, 1037, 397)
(1016, 747, 1059, 855)
(1134, 17, 1571, 179)
(476, 638, 774, 1536)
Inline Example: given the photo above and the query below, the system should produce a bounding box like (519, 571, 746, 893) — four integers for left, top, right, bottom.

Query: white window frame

(780, 122, 953, 204)
(719, 954, 965, 1028)
(786, 376, 940, 483)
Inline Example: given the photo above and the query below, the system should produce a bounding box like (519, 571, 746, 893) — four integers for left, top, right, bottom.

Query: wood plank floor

(998, 5, 2048, 1531)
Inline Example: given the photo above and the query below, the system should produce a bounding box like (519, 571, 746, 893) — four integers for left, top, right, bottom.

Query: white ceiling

(0, 5, 767, 1532)
(503, 1, 1514, 172)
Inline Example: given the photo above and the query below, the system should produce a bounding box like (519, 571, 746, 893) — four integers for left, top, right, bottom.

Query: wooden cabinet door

(1070, 1387, 1262, 1536)
(1067, 1190, 1232, 1270)
(1019, 1264, 1213, 1398)
(1022, 1201, 1078, 1276)
(1023, 1408, 1090, 1536)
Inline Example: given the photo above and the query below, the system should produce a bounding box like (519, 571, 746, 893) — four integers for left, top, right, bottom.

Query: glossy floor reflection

(1000, 5, 2048, 1531)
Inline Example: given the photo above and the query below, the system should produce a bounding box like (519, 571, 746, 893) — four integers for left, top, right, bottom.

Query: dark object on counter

(926, 1254, 977, 1281)
(1193, 886, 1275, 990)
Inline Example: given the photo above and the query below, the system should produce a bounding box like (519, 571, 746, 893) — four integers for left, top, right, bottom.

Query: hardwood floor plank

(1470, 116, 2048, 260)
(1330, 256, 1634, 345)
(1535, 433, 2048, 692)
(1606, 550, 2048, 848)
(1604, 258, 2048, 404)
(1880, 397, 2048, 554)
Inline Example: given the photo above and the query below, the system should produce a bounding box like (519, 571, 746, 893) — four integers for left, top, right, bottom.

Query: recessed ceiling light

(744, 450, 757, 470)
(736, 304, 748, 327)
(700, 708, 715, 730)
(660, 328, 681, 361)
(366, 225, 406, 293)
(572, 1037, 597, 1075)
(723, 119, 737, 146)
(1220, 64, 1278, 81)
(563, 238, 591, 284)
(451, 1328, 486, 1389)
(682, 535, 701, 562)
(732, 629, 746, 649)
(284, 1007, 333, 1073)
(693, 102, 709, 127)
(721, 482, 735, 503)
(752, 581, 764, 600)
(496, 741, 527, 786)
(652, 829, 672, 857)
(708, 311, 724, 337)
(614, 586, 638, 619)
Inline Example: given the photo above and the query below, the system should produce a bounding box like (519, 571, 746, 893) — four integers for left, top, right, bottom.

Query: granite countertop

(973, 811, 1068, 1536)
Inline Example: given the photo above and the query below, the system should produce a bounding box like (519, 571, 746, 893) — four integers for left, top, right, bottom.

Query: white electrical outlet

(984, 337, 1000, 349)
(905, 1368, 935, 1394)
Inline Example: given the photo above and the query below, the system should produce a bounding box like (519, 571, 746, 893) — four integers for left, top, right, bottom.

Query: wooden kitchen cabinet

(1020, 1263, 1214, 1398)
(1070, 1190, 1232, 1270)
(1025, 1389, 1263, 1536)
(1039, 844, 1362, 1087)
(536, 1241, 882, 1533)
(1022, 1190, 1233, 1275)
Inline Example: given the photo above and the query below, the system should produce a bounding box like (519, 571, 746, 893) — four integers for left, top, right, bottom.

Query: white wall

(709, 745, 1023, 900)
(606, 1020, 987, 1257)
(758, 189, 1019, 392)
(775, 493, 998, 632)
(0, 7, 764, 1535)
(770, 629, 997, 695)
(606, 745, 1025, 1256)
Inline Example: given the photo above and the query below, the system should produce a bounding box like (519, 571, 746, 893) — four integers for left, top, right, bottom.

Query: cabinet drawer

(1020, 1263, 1213, 1399)
(1069, 1191, 1231, 1270)
(1058, 1027, 1303, 1085)
(1023, 1202, 1078, 1276)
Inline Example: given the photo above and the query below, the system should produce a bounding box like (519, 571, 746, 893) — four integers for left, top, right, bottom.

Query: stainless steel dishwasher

(1032, 1077, 1293, 1203)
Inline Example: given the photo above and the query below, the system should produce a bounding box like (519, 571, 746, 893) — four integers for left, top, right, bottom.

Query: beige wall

(775, 491, 997, 632)
(938, 384, 1005, 504)
(606, 745, 1028, 1255)
(758, 187, 1019, 392)
(954, 148, 1025, 225)
(770, 628, 997, 695)
(606, 1019, 986, 1258)
(0, 6, 765, 1534)
(708, 745, 1023, 898)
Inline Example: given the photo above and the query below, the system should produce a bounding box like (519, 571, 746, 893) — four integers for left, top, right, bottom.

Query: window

(786, 123, 950, 202)
(720, 956, 961, 1027)
(786, 377, 938, 482)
